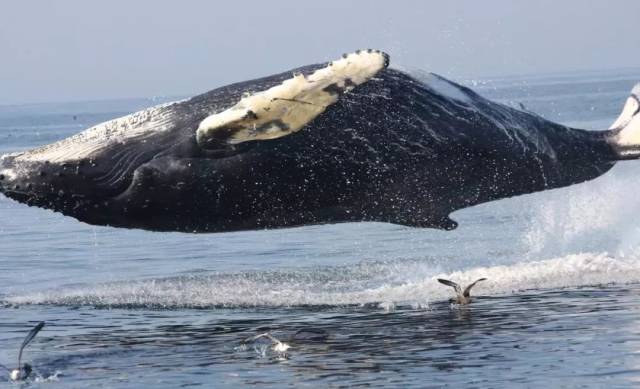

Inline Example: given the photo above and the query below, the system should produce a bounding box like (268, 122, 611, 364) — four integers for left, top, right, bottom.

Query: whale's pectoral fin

(196, 49, 389, 148)
(608, 83, 640, 160)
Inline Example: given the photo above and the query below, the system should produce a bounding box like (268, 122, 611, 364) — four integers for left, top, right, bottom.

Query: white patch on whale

(610, 83, 640, 148)
(0, 169, 17, 184)
(0, 155, 18, 181)
(14, 101, 183, 163)
(196, 49, 389, 145)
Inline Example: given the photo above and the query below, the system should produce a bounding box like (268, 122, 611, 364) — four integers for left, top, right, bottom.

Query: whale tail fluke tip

(609, 83, 640, 160)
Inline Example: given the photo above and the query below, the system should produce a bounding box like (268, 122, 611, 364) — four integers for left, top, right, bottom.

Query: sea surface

(1, 68, 640, 388)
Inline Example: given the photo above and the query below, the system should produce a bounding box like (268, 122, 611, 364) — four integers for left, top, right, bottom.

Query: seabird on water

(437, 278, 487, 305)
(0, 321, 45, 381)
(243, 332, 290, 353)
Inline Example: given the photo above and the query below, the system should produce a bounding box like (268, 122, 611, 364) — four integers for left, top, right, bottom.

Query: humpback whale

(1, 50, 639, 233)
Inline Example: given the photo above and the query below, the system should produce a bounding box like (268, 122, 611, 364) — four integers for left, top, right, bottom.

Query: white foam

(522, 164, 640, 258)
(6, 252, 640, 308)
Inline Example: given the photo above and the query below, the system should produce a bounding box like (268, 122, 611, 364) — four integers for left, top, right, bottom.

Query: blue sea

(1, 68, 640, 388)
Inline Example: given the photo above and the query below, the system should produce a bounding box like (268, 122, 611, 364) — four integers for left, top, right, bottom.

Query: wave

(5, 252, 640, 309)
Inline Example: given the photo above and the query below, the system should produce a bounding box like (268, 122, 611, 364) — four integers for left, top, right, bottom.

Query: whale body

(1, 50, 639, 232)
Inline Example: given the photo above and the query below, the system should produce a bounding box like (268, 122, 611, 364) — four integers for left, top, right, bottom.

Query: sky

(1, 0, 639, 105)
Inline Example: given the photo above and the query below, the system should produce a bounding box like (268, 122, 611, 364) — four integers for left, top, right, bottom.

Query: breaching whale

(1, 50, 639, 233)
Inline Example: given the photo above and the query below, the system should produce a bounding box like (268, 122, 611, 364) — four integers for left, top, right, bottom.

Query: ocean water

(1, 68, 640, 387)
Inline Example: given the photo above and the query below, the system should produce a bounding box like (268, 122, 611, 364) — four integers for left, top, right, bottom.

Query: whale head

(0, 99, 208, 228)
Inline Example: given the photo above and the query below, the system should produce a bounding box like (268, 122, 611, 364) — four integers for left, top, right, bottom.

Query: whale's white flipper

(196, 49, 389, 147)
(609, 84, 640, 159)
